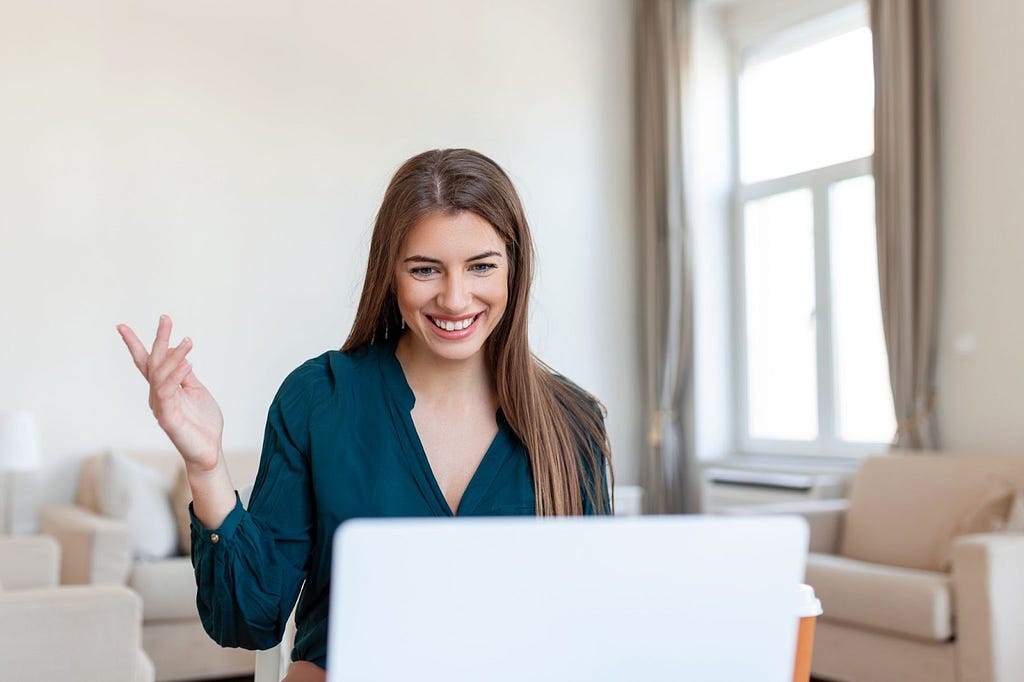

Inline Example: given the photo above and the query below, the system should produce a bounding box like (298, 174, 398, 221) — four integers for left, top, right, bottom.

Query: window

(732, 4, 895, 456)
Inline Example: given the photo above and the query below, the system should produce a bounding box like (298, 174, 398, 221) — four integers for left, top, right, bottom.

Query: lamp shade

(0, 411, 42, 472)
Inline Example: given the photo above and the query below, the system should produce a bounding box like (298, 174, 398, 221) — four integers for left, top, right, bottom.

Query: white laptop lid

(326, 515, 808, 682)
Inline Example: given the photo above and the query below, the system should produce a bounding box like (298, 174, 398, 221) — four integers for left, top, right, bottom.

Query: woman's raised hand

(116, 315, 223, 472)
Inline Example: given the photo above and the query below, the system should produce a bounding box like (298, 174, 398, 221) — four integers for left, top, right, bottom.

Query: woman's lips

(426, 313, 482, 340)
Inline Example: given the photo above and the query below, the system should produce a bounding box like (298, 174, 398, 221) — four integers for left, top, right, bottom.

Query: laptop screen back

(327, 515, 808, 682)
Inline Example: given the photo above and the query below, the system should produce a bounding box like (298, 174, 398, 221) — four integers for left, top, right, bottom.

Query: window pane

(744, 189, 817, 441)
(829, 176, 895, 443)
(739, 27, 874, 183)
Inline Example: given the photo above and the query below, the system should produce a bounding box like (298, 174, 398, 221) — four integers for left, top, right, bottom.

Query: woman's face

(393, 210, 509, 364)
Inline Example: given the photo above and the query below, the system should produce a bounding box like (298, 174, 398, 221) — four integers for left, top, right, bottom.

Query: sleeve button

(210, 533, 220, 544)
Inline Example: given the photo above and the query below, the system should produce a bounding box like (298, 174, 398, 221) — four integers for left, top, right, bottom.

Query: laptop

(326, 515, 808, 682)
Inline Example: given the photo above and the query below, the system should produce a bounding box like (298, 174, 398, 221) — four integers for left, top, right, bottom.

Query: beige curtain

(870, 0, 940, 449)
(635, 0, 700, 513)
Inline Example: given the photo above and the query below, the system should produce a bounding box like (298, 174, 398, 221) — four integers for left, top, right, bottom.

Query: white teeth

(432, 315, 476, 331)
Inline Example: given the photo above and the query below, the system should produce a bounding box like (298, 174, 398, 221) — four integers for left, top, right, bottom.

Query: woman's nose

(438, 274, 469, 311)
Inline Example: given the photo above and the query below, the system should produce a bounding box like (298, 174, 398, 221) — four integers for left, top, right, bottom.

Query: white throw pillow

(97, 450, 178, 560)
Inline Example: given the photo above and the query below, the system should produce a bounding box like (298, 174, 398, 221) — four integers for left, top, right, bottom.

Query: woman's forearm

(186, 451, 238, 529)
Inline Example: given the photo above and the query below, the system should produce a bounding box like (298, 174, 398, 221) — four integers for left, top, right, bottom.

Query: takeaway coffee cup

(793, 583, 823, 682)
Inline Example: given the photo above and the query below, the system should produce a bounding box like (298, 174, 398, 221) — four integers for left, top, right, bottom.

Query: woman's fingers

(163, 356, 193, 393)
(153, 358, 192, 405)
(116, 324, 151, 376)
(119, 318, 197, 412)
(149, 314, 173, 368)
(150, 336, 194, 387)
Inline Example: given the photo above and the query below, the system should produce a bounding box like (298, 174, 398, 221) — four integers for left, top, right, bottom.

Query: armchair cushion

(128, 556, 197, 622)
(839, 454, 1024, 571)
(96, 451, 178, 560)
(806, 552, 953, 641)
(942, 481, 1024, 569)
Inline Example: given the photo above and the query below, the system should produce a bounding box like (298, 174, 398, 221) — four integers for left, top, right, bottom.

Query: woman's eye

(471, 263, 497, 274)
(411, 267, 438, 277)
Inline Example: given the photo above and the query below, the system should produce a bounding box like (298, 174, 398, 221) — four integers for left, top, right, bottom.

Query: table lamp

(0, 410, 42, 534)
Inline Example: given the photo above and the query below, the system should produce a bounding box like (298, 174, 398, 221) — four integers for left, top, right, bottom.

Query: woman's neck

(394, 335, 496, 410)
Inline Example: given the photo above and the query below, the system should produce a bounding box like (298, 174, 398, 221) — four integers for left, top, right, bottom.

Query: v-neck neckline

(376, 340, 511, 516)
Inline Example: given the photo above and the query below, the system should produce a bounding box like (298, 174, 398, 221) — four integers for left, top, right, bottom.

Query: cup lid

(796, 583, 823, 617)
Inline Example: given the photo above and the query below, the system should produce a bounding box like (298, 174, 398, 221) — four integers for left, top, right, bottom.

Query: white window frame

(727, 1, 887, 458)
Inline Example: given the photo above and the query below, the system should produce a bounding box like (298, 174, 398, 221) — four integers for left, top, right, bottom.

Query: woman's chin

(429, 341, 486, 364)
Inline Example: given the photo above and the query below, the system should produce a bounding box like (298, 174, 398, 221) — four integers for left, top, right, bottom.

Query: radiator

(702, 467, 847, 512)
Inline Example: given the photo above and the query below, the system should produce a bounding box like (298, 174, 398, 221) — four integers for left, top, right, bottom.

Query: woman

(116, 148, 612, 680)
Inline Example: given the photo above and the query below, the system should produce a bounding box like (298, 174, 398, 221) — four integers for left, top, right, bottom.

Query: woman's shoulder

(276, 344, 381, 402)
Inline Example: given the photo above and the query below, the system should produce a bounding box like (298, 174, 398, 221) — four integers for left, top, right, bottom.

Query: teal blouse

(189, 339, 607, 669)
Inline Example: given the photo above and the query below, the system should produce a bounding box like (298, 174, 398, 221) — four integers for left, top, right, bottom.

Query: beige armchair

(734, 453, 1024, 682)
(0, 534, 154, 682)
(39, 450, 261, 682)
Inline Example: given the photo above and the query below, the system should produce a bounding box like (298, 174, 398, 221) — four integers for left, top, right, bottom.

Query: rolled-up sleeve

(190, 362, 320, 650)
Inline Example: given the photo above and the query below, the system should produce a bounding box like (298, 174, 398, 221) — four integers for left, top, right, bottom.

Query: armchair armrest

(38, 504, 133, 585)
(0, 535, 60, 589)
(952, 532, 1024, 682)
(0, 584, 152, 681)
(717, 499, 848, 555)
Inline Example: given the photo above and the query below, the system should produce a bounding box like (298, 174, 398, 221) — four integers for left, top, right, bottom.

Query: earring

(384, 318, 389, 341)
(401, 317, 406, 330)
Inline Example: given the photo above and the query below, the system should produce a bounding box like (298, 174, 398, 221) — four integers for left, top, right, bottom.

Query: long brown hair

(342, 149, 612, 515)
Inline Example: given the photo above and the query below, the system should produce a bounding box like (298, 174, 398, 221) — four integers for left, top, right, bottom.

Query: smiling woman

(343, 149, 612, 518)
(116, 148, 612, 680)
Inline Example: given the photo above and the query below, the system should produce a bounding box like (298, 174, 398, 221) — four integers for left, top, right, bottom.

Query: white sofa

(39, 450, 262, 682)
(0, 534, 154, 681)
(738, 452, 1024, 682)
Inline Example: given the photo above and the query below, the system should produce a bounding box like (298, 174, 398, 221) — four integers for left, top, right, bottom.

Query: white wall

(934, 0, 1024, 453)
(0, 0, 640, 531)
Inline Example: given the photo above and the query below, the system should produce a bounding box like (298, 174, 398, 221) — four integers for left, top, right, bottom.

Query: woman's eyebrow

(403, 251, 504, 264)
(466, 250, 504, 262)
(403, 255, 442, 264)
